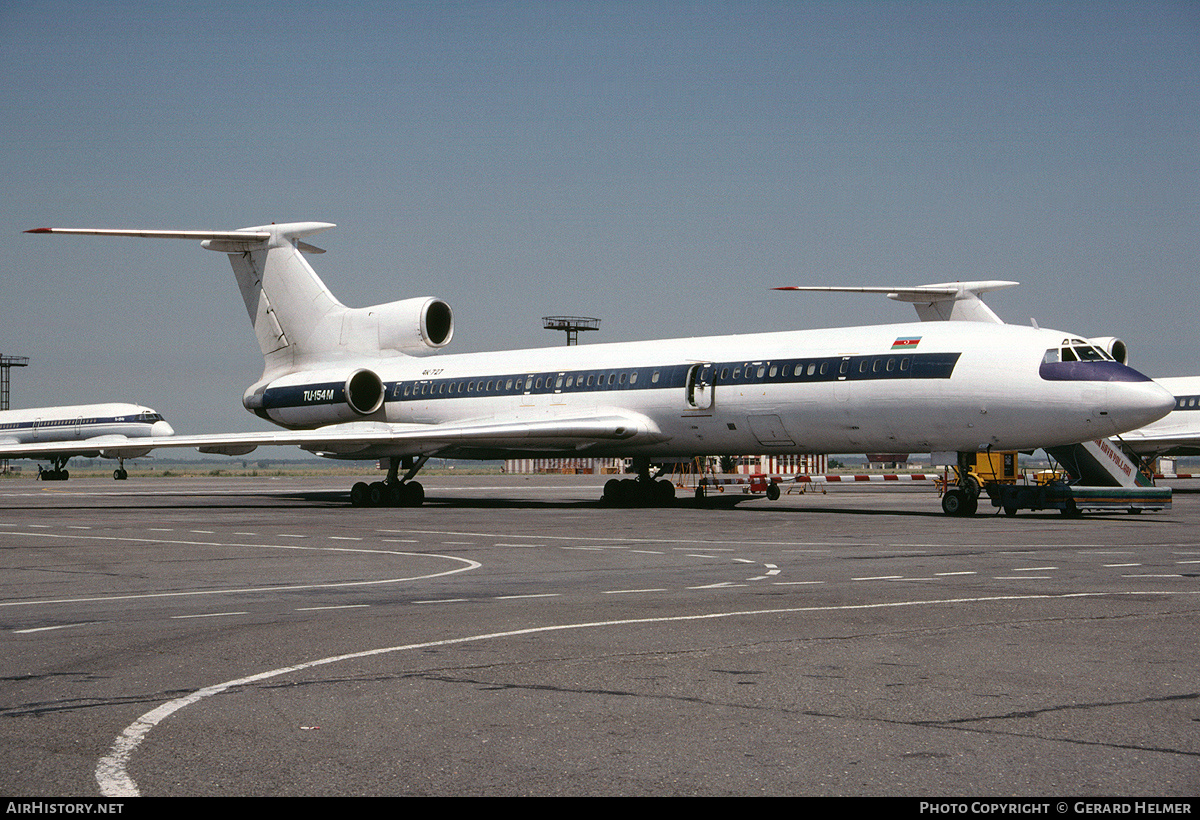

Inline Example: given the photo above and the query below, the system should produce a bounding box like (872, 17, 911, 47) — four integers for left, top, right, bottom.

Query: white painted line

(329, 536, 362, 541)
(0, 532, 481, 607)
(413, 598, 471, 604)
(170, 612, 249, 620)
(852, 575, 903, 581)
(935, 571, 976, 576)
(494, 593, 561, 600)
(1012, 567, 1057, 572)
(1104, 563, 1142, 568)
(994, 576, 1052, 580)
(690, 582, 746, 589)
(96, 588, 1200, 797)
(601, 588, 668, 595)
(774, 580, 825, 586)
(295, 605, 370, 612)
(13, 622, 95, 634)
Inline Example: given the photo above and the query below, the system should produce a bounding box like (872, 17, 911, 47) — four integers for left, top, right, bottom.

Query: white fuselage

(248, 321, 1173, 460)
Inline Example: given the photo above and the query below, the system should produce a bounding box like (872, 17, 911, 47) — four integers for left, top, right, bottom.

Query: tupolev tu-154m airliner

(10, 222, 1175, 513)
(0, 403, 173, 479)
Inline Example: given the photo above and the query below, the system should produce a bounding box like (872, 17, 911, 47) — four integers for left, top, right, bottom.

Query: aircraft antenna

(542, 316, 601, 346)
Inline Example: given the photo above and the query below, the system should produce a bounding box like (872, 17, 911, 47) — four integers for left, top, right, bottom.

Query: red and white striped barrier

(697, 473, 942, 495)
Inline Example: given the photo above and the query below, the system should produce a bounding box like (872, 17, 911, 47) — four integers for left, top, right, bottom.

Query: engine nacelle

(1088, 336, 1128, 365)
(341, 296, 453, 356)
(243, 367, 387, 427)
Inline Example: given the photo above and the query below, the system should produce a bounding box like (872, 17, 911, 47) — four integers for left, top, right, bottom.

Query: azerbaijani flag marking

(891, 337, 921, 350)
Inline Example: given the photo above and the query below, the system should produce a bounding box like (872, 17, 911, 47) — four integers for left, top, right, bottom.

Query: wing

(0, 435, 161, 460)
(0, 413, 663, 461)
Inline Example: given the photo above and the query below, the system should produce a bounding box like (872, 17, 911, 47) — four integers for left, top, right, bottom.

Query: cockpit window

(1047, 341, 1112, 364)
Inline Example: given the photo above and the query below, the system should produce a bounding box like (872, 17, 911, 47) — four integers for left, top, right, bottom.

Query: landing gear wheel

(350, 482, 370, 507)
(368, 482, 389, 506)
(113, 469, 128, 480)
(942, 487, 978, 516)
(655, 478, 675, 505)
(402, 481, 424, 507)
(766, 481, 781, 501)
(942, 489, 964, 516)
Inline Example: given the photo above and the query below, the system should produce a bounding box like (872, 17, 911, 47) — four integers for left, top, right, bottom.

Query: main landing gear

(349, 455, 427, 507)
(602, 458, 676, 507)
(113, 457, 129, 480)
(941, 452, 981, 517)
(37, 457, 71, 481)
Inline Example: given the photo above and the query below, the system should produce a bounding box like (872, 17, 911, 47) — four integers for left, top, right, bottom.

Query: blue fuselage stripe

(261, 352, 962, 410)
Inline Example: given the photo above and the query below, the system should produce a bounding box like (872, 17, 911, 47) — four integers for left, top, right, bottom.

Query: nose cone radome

(1113, 380, 1176, 434)
(152, 420, 175, 437)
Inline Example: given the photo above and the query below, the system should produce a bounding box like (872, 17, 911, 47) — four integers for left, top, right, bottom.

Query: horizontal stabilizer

(24, 223, 334, 255)
(774, 281, 1019, 323)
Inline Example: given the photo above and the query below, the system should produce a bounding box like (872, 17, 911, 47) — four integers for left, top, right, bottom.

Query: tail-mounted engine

(242, 367, 389, 427)
(1088, 337, 1128, 365)
(342, 297, 454, 356)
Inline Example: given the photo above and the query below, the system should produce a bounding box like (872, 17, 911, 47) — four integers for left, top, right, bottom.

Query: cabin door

(685, 363, 715, 410)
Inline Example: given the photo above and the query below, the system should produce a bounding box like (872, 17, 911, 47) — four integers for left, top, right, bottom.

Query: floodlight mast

(542, 316, 600, 346)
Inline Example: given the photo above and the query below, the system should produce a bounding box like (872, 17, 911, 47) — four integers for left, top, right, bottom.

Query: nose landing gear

(941, 453, 981, 517)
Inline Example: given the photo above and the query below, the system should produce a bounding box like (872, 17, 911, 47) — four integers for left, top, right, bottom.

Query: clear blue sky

(2, 1, 1197, 434)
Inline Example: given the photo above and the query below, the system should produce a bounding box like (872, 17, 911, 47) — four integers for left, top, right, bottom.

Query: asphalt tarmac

(0, 474, 1196, 796)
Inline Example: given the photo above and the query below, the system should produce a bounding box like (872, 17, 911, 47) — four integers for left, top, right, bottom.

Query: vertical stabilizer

(203, 223, 342, 376)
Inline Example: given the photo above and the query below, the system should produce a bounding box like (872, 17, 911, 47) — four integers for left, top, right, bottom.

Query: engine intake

(1088, 336, 1128, 365)
(340, 296, 453, 356)
(345, 369, 385, 415)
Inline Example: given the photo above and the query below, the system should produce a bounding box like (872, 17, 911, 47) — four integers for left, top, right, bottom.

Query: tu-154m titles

(10, 222, 1174, 514)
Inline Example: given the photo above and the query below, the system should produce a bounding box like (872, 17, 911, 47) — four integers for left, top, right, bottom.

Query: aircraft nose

(1112, 380, 1176, 432)
(152, 420, 175, 437)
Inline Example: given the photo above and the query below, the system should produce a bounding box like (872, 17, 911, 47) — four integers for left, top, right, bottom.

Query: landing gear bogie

(350, 479, 425, 508)
(348, 455, 429, 508)
(603, 476, 676, 507)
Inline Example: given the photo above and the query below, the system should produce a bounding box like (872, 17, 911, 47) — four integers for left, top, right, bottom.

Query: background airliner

(8, 222, 1174, 512)
(0, 403, 173, 479)
(1120, 376, 1200, 458)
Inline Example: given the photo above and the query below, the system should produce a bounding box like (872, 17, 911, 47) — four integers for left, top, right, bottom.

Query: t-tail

(26, 223, 454, 382)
